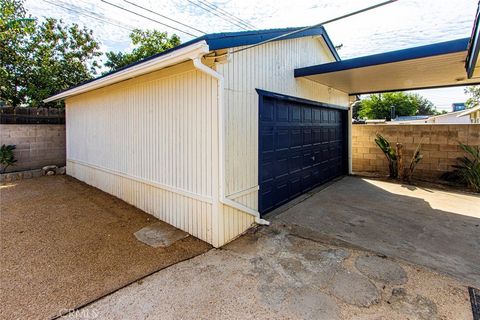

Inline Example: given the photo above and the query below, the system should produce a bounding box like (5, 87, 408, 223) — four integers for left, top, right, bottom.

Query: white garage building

(47, 24, 479, 247)
(45, 27, 349, 247)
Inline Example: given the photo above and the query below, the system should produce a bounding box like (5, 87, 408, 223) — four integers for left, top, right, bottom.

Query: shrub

(0, 144, 17, 173)
(374, 133, 423, 181)
(441, 143, 480, 192)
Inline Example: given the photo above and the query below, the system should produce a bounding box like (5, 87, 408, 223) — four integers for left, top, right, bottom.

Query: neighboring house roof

(458, 105, 480, 117)
(466, 1, 480, 78)
(44, 26, 338, 103)
(426, 110, 465, 119)
(392, 115, 430, 122)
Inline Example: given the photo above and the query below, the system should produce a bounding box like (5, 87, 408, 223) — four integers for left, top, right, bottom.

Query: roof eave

(43, 41, 210, 103)
(294, 38, 470, 78)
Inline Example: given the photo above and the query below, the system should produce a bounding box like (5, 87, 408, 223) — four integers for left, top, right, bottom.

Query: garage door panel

(290, 105, 302, 122)
(259, 92, 347, 214)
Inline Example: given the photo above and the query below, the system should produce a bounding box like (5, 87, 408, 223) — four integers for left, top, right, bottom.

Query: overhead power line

(185, 0, 250, 31)
(101, 0, 199, 37)
(123, 0, 207, 35)
(231, 0, 398, 54)
(195, 0, 256, 29)
(41, 0, 134, 31)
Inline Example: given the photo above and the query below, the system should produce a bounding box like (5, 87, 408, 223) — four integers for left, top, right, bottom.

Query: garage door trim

(256, 89, 349, 111)
(257, 89, 348, 215)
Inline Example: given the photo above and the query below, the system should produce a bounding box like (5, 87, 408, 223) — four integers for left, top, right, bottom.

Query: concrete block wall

(352, 124, 480, 180)
(0, 125, 66, 173)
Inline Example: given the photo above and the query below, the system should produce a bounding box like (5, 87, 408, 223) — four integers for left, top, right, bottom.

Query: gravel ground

(0, 176, 211, 320)
(80, 223, 473, 320)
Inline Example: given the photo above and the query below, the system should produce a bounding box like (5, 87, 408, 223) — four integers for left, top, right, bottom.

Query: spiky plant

(404, 142, 423, 183)
(0, 144, 17, 173)
(374, 133, 398, 178)
(442, 143, 480, 192)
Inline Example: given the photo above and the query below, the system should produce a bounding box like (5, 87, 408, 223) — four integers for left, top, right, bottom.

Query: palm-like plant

(442, 143, 480, 192)
(0, 144, 17, 173)
(404, 143, 424, 183)
(374, 133, 423, 181)
(375, 133, 398, 178)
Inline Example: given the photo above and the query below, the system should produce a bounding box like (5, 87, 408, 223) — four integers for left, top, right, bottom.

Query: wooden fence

(0, 107, 65, 124)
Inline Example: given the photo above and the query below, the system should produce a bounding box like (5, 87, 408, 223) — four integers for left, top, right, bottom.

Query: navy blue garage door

(258, 90, 348, 214)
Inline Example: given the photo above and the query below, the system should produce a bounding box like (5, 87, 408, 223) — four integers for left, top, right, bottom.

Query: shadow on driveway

(275, 176, 480, 288)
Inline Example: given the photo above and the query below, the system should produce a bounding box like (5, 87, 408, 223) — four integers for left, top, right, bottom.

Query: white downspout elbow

(192, 57, 269, 227)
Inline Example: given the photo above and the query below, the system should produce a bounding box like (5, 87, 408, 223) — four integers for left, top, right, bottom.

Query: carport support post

(348, 96, 354, 174)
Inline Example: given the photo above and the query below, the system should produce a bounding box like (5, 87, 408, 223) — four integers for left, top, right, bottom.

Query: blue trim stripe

(50, 26, 339, 98)
(294, 38, 470, 78)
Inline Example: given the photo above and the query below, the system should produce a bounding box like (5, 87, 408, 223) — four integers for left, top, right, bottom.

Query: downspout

(192, 56, 269, 226)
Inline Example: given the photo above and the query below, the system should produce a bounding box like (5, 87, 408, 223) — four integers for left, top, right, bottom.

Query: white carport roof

(294, 38, 480, 95)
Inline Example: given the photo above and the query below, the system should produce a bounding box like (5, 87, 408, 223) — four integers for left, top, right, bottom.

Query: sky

(24, 0, 478, 112)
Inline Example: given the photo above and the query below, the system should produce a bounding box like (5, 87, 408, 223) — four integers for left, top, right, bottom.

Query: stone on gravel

(56, 166, 66, 175)
(134, 221, 189, 247)
(388, 288, 438, 320)
(286, 287, 340, 320)
(329, 269, 380, 307)
(355, 254, 408, 285)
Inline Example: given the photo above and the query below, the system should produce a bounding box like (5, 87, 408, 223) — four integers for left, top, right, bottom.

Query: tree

(465, 85, 480, 109)
(104, 29, 181, 72)
(414, 95, 437, 115)
(1, 0, 101, 107)
(358, 92, 437, 120)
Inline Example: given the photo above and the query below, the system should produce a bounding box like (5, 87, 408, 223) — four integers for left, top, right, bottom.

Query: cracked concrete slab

(276, 176, 480, 288)
(79, 223, 472, 320)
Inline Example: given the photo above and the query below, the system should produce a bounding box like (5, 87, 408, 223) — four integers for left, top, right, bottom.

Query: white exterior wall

(427, 113, 470, 124)
(66, 61, 222, 246)
(217, 37, 349, 238)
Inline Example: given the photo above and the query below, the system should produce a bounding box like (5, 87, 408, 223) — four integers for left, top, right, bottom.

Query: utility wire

(41, 0, 134, 31)
(185, 0, 250, 31)
(196, 0, 256, 29)
(101, 0, 199, 37)
(123, 0, 207, 34)
(230, 0, 398, 54)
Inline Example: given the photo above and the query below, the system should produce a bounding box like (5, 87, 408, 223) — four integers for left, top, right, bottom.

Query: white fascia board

(457, 105, 480, 117)
(43, 41, 210, 103)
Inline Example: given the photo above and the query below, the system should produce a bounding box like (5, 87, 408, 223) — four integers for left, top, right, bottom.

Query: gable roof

(44, 26, 338, 103)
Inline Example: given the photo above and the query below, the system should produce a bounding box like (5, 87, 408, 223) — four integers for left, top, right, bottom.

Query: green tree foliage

(358, 92, 437, 120)
(465, 85, 480, 109)
(105, 29, 181, 72)
(1, 0, 101, 107)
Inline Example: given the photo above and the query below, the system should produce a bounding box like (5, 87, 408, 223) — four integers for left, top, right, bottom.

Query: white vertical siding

(65, 36, 350, 248)
(217, 36, 349, 236)
(66, 61, 219, 245)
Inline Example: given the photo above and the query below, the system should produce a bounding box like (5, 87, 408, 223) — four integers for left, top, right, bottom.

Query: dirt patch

(0, 176, 211, 320)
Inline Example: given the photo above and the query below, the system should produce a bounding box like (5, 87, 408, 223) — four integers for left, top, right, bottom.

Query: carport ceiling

(294, 38, 480, 95)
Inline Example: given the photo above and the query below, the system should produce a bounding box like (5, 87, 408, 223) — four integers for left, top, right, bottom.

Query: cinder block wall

(0, 125, 66, 173)
(352, 124, 480, 180)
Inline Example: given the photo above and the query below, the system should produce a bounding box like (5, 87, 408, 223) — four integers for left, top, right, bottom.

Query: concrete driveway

(74, 177, 478, 319)
(275, 176, 480, 288)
